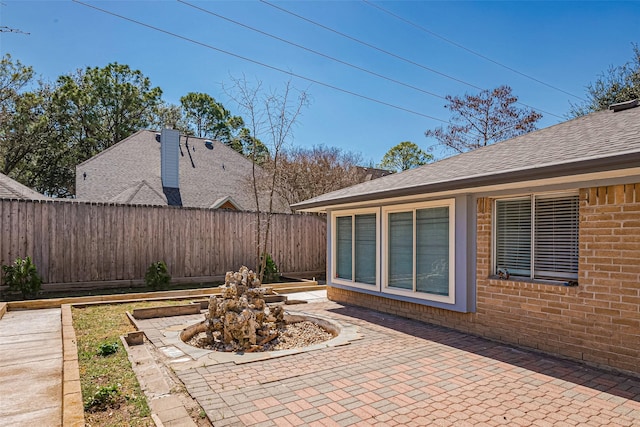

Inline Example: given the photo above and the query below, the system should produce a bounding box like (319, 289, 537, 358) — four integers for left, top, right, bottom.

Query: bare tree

(224, 76, 309, 280)
(266, 145, 365, 205)
(425, 85, 542, 154)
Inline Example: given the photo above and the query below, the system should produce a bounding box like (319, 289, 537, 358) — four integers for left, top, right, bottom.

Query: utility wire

(182, 1, 541, 138)
(0, 26, 30, 35)
(71, 0, 453, 124)
(363, 0, 587, 102)
(259, 0, 564, 120)
(178, 0, 446, 101)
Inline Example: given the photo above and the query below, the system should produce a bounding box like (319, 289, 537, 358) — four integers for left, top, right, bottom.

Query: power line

(259, 0, 565, 120)
(362, 0, 587, 102)
(178, 0, 447, 101)
(0, 26, 30, 35)
(181, 1, 544, 139)
(71, 0, 453, 125)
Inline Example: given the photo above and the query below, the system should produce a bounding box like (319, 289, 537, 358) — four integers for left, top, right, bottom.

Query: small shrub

(1, 256, 42, 299)
(97, 342, 119, 357)
(260, 253, 280, 284)
(84, 384, 120, 411)
(144, 261, 171, 290)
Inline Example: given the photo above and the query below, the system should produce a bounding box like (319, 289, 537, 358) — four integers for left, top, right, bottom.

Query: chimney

(161, 128, 180, 189)
(609, 99, 638, 112)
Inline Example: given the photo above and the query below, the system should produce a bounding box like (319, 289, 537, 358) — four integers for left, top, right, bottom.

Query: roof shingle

(0, 173, 48, 200)
(293, 105, 640, 211)
(76, 130, 290, 212)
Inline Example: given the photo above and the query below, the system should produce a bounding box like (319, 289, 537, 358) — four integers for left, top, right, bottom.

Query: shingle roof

(0, 173, 48, 200)
(76, 130, 290, 212)
(292, 105, 640, 211)
(108, 180, 166, 205)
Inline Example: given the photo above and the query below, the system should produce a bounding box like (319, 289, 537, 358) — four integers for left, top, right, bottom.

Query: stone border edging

(6, 282, 324, 310)
(61, 304, 85, 427)
(132, 303, 201, 319)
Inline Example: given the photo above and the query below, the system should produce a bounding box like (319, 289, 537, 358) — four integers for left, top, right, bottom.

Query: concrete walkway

(0, 308, 62, 426)
(137, 299, 640, 426)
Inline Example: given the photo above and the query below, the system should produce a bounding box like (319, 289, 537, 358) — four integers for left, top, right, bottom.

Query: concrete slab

(284, 290, 328, 304)
(0, 405, 62, 427)
(0, 308, 62, 427)
(0, 340, 63, 366)
(160, 345, 186, 358)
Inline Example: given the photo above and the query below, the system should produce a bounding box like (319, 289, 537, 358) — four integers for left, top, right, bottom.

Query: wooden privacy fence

(0, 199, 326, 285)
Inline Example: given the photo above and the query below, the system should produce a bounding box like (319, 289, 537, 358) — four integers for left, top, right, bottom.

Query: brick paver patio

(137, 301, 640, 426)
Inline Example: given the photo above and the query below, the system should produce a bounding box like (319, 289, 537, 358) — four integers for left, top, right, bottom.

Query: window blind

(534, 195, 579, 280)
(495, 199, 532, 277)
(355, 214, 376, 285)
(416, 207, 450, 296)
(388, 211, 413, 289)
(336, 216, 352, 280)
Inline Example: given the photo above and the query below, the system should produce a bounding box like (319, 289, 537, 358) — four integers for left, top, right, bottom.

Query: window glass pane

(534, 195, 579, 280)
(416, 207, 449, 295)
(388, 211, 413, 289)
(496, 199, 531, 277)
(355, 214, 376, 285)
(336, 216, 352, 280)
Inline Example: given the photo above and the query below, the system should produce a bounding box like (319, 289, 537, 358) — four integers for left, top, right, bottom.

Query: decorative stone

(204, 266, 284, 352)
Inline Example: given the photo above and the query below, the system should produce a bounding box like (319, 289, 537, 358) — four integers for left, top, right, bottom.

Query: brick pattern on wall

(328, 183, 640, 376)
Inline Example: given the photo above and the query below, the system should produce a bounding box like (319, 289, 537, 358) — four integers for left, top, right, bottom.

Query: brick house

(293, 100, 640, 376)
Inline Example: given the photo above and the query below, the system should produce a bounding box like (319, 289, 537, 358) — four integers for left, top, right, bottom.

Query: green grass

(72, 301, 185, 426)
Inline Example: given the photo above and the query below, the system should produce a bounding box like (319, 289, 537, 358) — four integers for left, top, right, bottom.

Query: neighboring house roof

(210, 196, 242, 210)
(0, 173, 48, 200)
(293, 103, 640, 212)
(76, 130, 290, 213)
(354, 166, 393, 181)
(108, 180, 167, 205)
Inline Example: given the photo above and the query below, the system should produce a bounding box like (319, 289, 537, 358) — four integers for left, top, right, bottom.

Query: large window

(333, 209, 378, 288)
(383, 200, 455, 303)
(495, 193, 579, 281)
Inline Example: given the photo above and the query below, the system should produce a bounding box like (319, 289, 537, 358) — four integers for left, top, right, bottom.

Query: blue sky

(2, 1, 639, 164)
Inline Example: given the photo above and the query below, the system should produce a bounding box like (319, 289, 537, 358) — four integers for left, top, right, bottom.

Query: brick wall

(328, 183, 640, 376)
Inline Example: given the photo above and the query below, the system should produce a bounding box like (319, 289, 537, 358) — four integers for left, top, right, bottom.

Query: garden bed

(71, 301, 206, 426)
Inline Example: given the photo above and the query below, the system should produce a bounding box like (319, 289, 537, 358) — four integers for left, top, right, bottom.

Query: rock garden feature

(183, 266, 335, 352)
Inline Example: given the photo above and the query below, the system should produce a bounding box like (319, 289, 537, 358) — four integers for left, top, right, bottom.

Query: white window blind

(495, 194, 579, 281)
(534, 195, 579, 280)
(495, 199, 532, 277)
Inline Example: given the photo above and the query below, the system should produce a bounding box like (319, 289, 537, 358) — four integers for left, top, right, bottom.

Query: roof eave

(292, 151, 640, 212)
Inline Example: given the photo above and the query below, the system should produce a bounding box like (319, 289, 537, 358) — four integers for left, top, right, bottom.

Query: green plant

(84, 384, 120, 411)
(260, 253, 280, 284)
(97, 342, 119, 357)
(1, 256, 42, 299)
(144, 260, 171, 290)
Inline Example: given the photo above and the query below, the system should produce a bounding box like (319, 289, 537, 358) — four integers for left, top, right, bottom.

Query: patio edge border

(61, 304, 85, 427)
